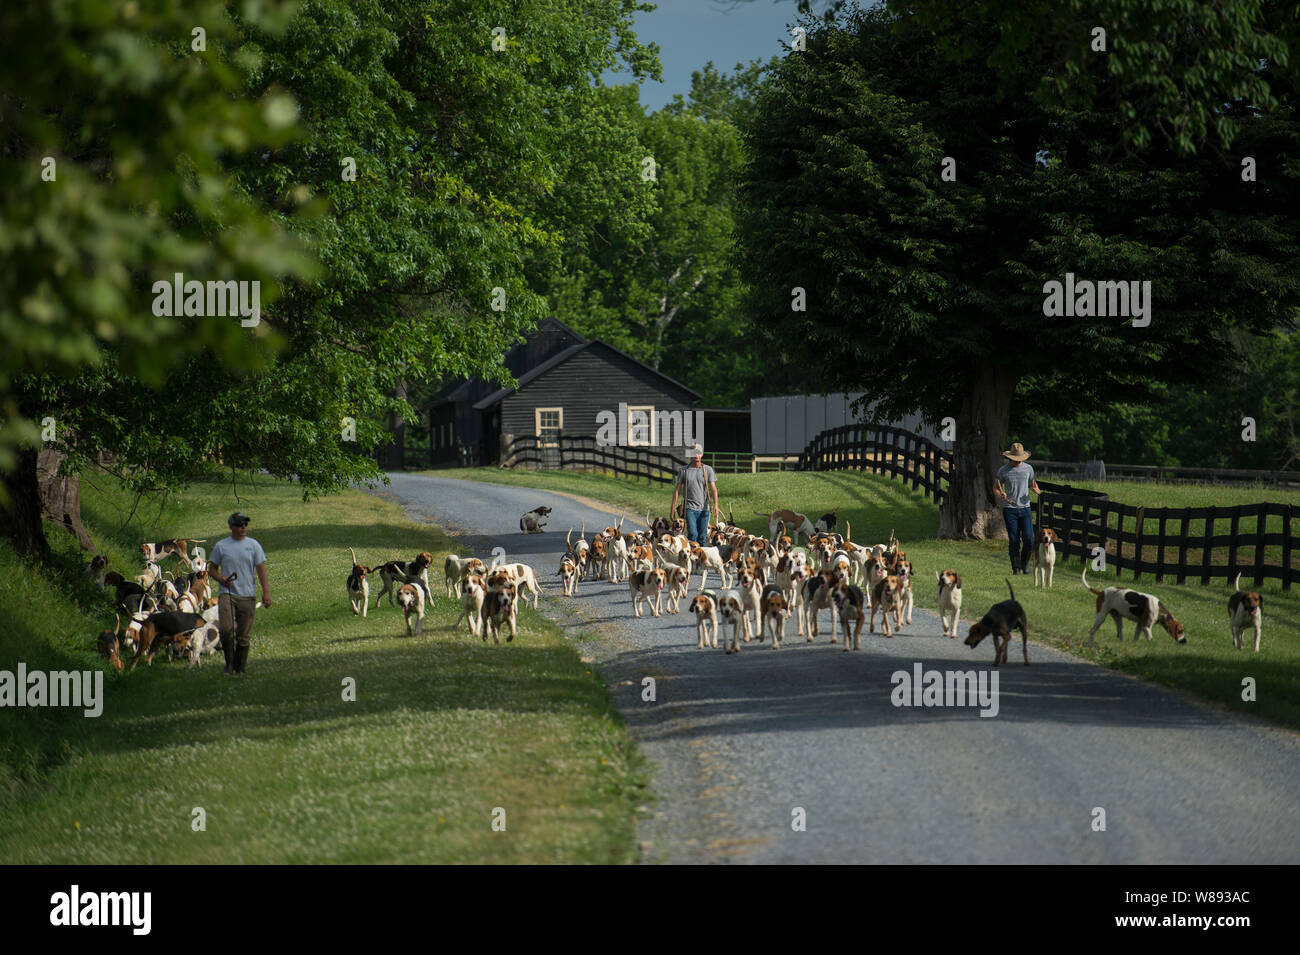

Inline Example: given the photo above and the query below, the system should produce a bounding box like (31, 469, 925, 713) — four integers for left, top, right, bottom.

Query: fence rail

(1036, 459, 1300, 488)
(1037, 492, 1299, 590)
(501, 434, 679, 484)
(797, 424, 952, 503)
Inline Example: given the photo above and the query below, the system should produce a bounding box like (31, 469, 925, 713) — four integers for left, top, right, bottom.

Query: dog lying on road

(519, 506, 552, 533)
(965, 579, 1030, 666)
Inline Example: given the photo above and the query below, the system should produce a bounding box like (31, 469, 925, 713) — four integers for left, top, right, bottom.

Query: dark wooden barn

(424, 317, 586, 466)
(418, 317, 758, 466)
(473, 338, 703, 464)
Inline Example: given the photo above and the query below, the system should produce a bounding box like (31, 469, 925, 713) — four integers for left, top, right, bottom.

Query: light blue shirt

(209, 536, 267, 598)
(996, 462, 1035, 509)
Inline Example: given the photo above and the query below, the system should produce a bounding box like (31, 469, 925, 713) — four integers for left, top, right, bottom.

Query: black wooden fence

(1037, 492, 1299, 591)
(501, 433, 679, 485)
(796, 424, 952, 503)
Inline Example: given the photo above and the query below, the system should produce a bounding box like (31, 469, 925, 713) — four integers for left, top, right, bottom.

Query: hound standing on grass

(1228, 573, 1264, 652)
(1082, 569, 1185, 646)
(1033, 528, 1060, 588)
(397, 582, 425, 636)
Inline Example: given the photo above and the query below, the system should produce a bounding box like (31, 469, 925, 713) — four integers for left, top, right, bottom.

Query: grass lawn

(0, 472, 647, 864)
(437, 465, 1300, 729)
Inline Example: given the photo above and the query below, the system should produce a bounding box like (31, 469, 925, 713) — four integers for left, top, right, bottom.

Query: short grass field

(0, 472, 647, 864)
(441, 466, 1300, 729)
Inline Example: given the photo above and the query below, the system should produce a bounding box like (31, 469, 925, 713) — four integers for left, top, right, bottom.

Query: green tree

(5, 0, 660, 556)
(736, 5, 1300, 538)
(0, 0, 316, 557)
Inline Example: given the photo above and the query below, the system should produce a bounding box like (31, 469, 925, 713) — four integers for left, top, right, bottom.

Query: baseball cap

(228, 512, 251, 526)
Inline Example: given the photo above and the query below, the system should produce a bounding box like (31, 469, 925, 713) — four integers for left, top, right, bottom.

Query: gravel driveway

(379, 473, 1300, 864)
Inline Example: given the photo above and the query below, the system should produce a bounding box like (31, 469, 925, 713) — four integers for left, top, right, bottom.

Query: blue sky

(605, 0, 809, 111)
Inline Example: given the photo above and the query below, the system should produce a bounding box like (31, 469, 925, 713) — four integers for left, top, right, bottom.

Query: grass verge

(436, 466, 1300, 729)
(0, 472, 647, 863)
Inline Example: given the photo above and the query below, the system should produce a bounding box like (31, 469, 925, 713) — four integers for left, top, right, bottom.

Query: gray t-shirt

(677, 463, 717, 511)
(996, 462, 1036, 509)
(209, 535, 267, 598)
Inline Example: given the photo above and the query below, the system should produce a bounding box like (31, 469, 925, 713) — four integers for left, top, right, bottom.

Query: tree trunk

(1, 445, 50, 560)
(384, 377, 407, 470)
(938, 363, 1014, 539)
(38, 447, 98, 553)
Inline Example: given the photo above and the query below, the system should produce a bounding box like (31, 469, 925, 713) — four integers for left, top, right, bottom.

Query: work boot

(233, 644, 249, 675)
(221, 635, 235, 675)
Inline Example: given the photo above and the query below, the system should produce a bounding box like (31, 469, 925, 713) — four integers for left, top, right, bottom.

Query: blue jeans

(1003, 506, 1034, 571)
(685, 508, 710, 544)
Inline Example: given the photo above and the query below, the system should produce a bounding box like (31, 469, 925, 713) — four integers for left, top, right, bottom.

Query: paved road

(379, 474, 1300, 864)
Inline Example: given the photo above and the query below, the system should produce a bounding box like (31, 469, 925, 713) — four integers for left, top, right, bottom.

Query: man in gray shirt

(208, 511, 271, 675)
(993, 442, 1042, 575)
(670, 443, 720, 544)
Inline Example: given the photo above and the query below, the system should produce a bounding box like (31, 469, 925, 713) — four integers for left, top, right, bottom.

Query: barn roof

(431, 317, 588, 404)
(472, 339, 702, 411)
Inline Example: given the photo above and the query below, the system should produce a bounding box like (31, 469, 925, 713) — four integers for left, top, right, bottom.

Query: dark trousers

(1003, 506, 1034, 570)
(219, 594, 257, 648)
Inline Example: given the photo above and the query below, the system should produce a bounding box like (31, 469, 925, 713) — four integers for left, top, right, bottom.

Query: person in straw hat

(992, 442, 1042, 575)
(670, 443, 719, 545)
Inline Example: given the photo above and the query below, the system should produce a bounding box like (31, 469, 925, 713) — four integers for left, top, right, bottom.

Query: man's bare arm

(257, 562, 272, 607)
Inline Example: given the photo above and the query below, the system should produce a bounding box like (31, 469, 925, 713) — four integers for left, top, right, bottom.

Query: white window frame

(535, 407, 563, 445)
(627, 405, 655, 447)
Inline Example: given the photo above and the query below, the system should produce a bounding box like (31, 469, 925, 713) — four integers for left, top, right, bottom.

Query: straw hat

(1002, 442, 1030, 462)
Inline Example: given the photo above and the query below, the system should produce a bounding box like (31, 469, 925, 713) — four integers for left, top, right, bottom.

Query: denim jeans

(685, 508, 710, 544)
(1003, 506, 1034, 570)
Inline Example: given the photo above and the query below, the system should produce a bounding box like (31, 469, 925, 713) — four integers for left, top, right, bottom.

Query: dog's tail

(1233, 572, 1242, 592)
(753, 511, 772, 520)
(1006, 578, 1016, 603)
(349, 547, 359, 567)
(113, 613, 121, 637)
(1080, 568, 1104, 596)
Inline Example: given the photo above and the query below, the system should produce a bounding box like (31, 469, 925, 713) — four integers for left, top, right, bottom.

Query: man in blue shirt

(208, 512, 271, 675)
(670, 444, 719, 544)
(993, 442, 1042, 575)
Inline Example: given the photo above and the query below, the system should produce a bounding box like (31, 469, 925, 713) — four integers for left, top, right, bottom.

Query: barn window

(535, 407, 563, 443)
(627, 405, 655, 446)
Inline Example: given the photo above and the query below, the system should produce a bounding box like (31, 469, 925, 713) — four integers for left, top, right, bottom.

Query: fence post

(1201, 506, 1216, 586)
(1228, 507, 1241, 581)
(1284, 504, 1295, 592)
(1156, 510, 1168, 583)
(1133, 506, 1145, 582)
(1253, 502, 1267, 589)
(1079, 497, 1091, 569)
(1176, 511, 1190, 585)
(1103, 502, 1118, 576)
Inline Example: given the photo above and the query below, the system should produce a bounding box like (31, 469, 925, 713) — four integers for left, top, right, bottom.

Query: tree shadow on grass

(60, 637, 616, 766)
